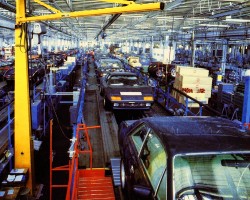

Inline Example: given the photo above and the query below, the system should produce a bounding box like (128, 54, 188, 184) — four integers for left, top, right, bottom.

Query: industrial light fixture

(224, 16, 250, 23)
(163, 0, 183, 11)
(198, 24, 230, 28)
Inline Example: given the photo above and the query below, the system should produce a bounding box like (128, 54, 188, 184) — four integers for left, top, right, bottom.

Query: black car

(0, 59, 14, 81)
(4, 59, 45, 85)
(95, 58, 125, 79)
(118, 116, 250, 200)
(100, 72, 154, 110)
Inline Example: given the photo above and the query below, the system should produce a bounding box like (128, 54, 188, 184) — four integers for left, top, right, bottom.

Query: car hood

(106, 85, 153, 95)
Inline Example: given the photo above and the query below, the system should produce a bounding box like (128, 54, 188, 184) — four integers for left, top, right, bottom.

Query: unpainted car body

(100, 72, 154, 110)
(118, 116, 250, 200)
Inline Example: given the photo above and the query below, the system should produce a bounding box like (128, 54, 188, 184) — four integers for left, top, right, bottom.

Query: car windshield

(174, 153, 250, 200)
(108, 75, 139, 86)
(100, 60, 122, 69)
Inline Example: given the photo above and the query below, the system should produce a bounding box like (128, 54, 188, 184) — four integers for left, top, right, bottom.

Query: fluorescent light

(199, 24, 230, 27)
(181, 26, 192, 29)
(189, 18, 212, 21)
(156, 17, 212, 21)
(209, 9, 241, 19)
(224, 16, 250, 23)
(163, 0, 183, 11)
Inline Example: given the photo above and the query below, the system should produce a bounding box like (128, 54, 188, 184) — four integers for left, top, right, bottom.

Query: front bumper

(111, 101, 153, 110)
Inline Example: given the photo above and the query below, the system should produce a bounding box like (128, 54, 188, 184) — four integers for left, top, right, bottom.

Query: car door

(127, 124, 168, 199)
(123, 125, 149, 194)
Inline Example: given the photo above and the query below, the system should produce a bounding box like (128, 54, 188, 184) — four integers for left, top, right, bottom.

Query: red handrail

(65, 123, 101, 200)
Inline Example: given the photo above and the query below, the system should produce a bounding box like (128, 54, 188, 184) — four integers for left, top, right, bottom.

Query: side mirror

(133, 185, 151, 198)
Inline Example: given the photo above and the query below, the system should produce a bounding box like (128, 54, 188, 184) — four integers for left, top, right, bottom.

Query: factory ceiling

(0, 0, 250, 43)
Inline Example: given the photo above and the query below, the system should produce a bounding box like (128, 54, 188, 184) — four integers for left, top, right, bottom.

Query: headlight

(111, 96, 122, 101)
(144, 96, 153, 101)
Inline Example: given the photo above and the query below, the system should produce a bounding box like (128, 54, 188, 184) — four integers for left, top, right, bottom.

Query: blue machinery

(242, 76, 250, 127)
(0, 99, 14, 173)
(0, 53, 80, 181)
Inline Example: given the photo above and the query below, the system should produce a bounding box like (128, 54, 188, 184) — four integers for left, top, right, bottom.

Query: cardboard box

(179, 75, 212, 85)
(177, 66, 209, 77)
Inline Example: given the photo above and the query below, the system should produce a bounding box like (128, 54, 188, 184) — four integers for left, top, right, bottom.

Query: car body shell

(118, 116, 250, 200)
(100, 72, 154, 110)
(95, 58, 125, 79)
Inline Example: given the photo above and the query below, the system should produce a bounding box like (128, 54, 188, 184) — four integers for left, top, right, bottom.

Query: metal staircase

(77, 169, 115, 200)
(110, 158, 121, 187)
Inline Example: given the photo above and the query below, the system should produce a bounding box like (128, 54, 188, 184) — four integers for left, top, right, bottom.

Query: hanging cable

(47, 95, 71, 141)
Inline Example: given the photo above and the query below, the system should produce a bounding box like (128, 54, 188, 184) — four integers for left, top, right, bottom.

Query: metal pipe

(191, 30, 195, 67)
(0, 0, 15, 12)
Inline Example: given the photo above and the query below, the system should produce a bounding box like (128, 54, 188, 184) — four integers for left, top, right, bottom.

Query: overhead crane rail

(16, 0, 165, 24)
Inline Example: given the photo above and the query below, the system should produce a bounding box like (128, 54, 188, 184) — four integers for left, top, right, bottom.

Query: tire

(169, 66, 176, 78)
(120, 159, 126, 190)
(103, 98, 112, 110)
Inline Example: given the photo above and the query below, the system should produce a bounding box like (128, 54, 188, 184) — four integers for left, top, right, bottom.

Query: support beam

(15, 0, 34, 193)
(95, 13, 121, 39)
(33, 0, 61, 13)
(16, 2, 164, 23)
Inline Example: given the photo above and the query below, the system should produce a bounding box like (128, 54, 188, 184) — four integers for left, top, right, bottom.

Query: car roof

(137, 116, 250, 155)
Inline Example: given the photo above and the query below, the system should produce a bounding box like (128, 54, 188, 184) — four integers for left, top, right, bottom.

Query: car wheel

(169, 66, 176, 78)
(120, 159, 126, 190)
(103, 98, 111, 110)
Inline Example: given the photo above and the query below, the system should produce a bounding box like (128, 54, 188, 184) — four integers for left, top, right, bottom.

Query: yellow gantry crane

(14, 0, 164, 194)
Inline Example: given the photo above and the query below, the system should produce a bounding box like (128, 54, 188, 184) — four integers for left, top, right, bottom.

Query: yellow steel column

(15, 0, 34, 193)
